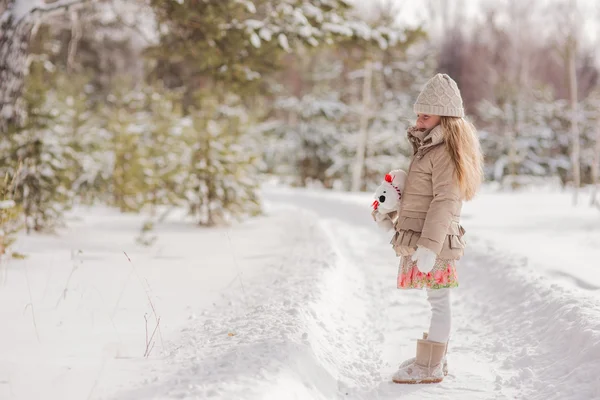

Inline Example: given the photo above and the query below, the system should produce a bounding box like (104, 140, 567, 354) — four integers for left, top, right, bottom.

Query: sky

(353, 0, 599, 47)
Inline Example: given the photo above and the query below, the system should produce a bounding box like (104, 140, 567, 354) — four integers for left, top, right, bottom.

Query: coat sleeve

(417, 148, 462, 255)
(371, 208, 399, 224)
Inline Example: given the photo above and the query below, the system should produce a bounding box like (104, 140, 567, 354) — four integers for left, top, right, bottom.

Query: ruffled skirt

(397, 256, 458, 290)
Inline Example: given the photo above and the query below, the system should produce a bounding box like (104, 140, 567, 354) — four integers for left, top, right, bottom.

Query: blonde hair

(440, 116, 484, 201)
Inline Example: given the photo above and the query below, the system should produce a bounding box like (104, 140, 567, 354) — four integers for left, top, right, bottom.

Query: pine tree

(138, 85, 186, 211)
(145, 0, 394, 218)
(147, 0, 400, 100)
(1, 61, 76, 232)
(0, 171, 23, 258)
(48, 71, 111, 205)
(477, 87, 571, 187)
(261, 34, 429, 190)
(182, 93, 261, 225)
(359, 48, 435, 189)
(101, 82, 147, 212)
(268, 92, 352, 188)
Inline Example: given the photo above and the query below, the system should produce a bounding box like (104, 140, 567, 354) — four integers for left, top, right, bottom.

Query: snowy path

(261, 189, 505, 400)
(3, 189, 600, 399)
(109, 187, 600, 399)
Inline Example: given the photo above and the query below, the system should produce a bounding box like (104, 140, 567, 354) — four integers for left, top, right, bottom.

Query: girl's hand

(376, 218, 394, 232)
(411, 246, 437, 273)
(372, 210, 394, 231)
(373, 210, 387, 222)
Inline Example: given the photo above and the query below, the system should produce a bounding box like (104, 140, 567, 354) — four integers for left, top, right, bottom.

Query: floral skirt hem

(397, 256, 459, 290)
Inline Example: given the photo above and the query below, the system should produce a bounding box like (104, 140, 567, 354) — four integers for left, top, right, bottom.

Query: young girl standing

(374, 73, 484, 384)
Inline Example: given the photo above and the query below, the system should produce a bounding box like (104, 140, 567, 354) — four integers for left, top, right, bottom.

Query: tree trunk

(0, 0, 87, 133)
(566, 37, 580, 205)
(591, 121, 600, 207)
(67, 9, 82, 73)
(507, 127, 518, 187)
(351, 60, 372, 192)
(0, 2, 34, 133)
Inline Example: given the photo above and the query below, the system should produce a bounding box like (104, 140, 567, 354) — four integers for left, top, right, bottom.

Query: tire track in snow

(456, 238, 600, 400)
(264, 188, 505, 398)
(267, 187, 600, 400)
(320, 218, 504, 399)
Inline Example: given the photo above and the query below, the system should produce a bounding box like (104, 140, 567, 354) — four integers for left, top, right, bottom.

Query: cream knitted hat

(413, 73, 464, 118)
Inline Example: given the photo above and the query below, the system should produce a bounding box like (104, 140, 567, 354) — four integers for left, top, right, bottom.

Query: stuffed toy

(371, 169, 407, 231)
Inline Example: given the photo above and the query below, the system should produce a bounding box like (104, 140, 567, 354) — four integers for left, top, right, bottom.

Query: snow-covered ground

(1, 185, 600, 399)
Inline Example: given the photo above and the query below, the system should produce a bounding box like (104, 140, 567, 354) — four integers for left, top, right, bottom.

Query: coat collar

(407, 125, 444, 155)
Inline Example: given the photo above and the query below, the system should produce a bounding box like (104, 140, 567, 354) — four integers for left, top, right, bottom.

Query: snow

(322, 22, 354, 37)
(1, 186, 600, 399)
(1, 205, 305, 399)
(259, 26, 272, 41)
(0, 200, 16, 209)
(11, 0, 42, 20)
(94, 0, 159, 47)
(11, 0, 96, 23)
(464, 186, 600, 290)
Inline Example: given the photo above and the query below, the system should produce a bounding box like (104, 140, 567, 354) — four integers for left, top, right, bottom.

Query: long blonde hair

(440, 116, 484, 201)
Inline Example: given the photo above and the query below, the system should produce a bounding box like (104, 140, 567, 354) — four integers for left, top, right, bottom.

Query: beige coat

(389, 125, 466, 260)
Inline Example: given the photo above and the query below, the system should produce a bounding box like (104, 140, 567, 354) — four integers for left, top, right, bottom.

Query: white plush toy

(371, 169, 407, 231)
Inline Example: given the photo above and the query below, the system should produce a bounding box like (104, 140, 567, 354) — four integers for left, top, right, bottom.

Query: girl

(374, 73, 484, 384)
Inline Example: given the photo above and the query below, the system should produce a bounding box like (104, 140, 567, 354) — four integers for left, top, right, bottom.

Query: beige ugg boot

(424, 332, 449, 376)
(398, 333, 448, 376)
(392, 339, 446, 384)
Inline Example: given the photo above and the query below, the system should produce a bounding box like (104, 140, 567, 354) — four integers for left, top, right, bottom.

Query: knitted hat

(413, 73, 464, 118)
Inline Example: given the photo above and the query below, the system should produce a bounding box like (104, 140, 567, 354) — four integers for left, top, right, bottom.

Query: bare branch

(67, 8, 82, 73)
(15, 0, 90, 27)
(108, 0, 154, 45)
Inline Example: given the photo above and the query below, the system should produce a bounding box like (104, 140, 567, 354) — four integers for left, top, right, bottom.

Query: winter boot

(423, 332, 449, 376)
(392, 339, 446, 384)
(398, 333, 448, 376)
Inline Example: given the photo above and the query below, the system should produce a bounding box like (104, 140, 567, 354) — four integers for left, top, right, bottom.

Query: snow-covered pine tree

(264, 36, 430, 190)
(147, 0, 410, 198)
(354, 47, 434, 190)
(267, 90, 352, 188)
(147, 0, 401, 99)
(182, 93, 261, 226)
(345, 3, 427, 191)
(138, 85, 186, 211)
(583, 90, 600, 206)
(0, 171, 23, 258)
(20, 1, 159, 209)
(477, 87, 571, 187)
(47, 70, 112, 206)
(101, 81, 147, 212)
(578, 91, 600, 192)
(2, 60, 75, 232)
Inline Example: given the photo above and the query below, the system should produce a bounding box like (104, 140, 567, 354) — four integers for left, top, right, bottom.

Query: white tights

(426, 288, 451, 343)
